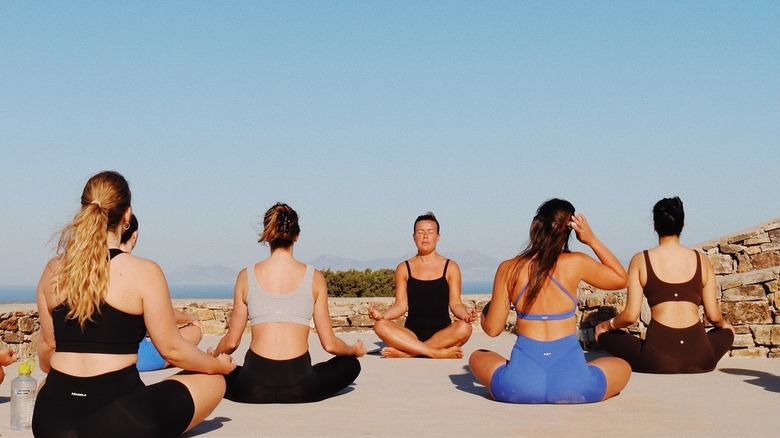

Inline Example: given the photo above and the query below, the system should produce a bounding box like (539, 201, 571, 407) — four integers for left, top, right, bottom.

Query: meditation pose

(32, 171, 235, 437)
(469, 199, 631, 403)
(119, 214, 204, 372)
(211, 202, 365, 403)
(369, 212, 476, 359)
(0, 348, 17, 384)
(596, 197, 734, 373)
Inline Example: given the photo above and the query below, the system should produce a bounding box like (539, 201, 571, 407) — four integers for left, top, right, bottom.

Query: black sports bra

(53, 248, 146, 354)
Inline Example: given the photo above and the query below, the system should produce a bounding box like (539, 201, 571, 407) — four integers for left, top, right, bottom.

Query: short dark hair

(120, 214, 138, 244)
(414, 211, 439, 234)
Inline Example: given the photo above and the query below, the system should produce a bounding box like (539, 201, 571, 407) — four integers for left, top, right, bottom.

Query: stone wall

(577, 218, 780, 357)
(0, 308, 39, 360)
(2, 218, 778, 359)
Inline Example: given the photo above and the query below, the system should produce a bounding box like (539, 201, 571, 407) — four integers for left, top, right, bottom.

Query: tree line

(322, 268, 395, 298)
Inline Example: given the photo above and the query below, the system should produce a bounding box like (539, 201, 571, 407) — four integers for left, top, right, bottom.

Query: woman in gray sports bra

(211, 203, 365, 403)
(596, 197, 734, 373)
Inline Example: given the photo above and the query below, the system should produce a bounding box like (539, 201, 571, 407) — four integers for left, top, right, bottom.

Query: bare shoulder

(120, 253, 161, 269)
(445, 258, 461, 271)
(312, 267, 326, 282)
(42, 256, 62, 275)
(495, 257, 520, 278)
(695, 249, 714, 274)
(235, 267, 248, 283)
(558, 251, 590, 266)
(628, 251, 645, 267)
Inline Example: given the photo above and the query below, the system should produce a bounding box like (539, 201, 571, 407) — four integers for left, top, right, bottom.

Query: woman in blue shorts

(469, 199, 631, 403)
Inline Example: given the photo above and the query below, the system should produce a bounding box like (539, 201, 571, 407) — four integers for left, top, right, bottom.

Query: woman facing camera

(469, 199, 631, 403)
(596, 197, 734, 373)
(368, 212, 476, 358)
(33, 171, 235, 437)
(212, 203, 365, 403)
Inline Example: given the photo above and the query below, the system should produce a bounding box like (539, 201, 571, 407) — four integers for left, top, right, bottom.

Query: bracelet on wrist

(608, 318, 616, 330)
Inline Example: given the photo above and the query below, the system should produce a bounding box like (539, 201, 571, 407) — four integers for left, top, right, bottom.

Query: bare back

(41, 253, 163, 376)
(510, 254, 583, 341)
(247, 259, 312, 360)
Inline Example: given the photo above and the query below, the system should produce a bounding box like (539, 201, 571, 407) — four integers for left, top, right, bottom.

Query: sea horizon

(0, 281, 493, 304)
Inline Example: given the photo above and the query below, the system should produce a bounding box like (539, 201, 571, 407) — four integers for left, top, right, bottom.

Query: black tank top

(53, 248, 147, 354)
(643, 250, 703, 308)
(404, 259, 451, 330)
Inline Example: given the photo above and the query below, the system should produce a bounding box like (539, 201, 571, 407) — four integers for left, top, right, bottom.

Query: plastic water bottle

(10, 360, 37, 431)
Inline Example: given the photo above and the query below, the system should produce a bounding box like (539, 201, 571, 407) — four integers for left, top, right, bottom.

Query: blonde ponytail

(55, 171, 131, 329)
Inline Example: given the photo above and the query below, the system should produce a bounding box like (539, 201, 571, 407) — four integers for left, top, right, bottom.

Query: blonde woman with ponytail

(212, 202, 365, 403)
(33, 171, 235, 437)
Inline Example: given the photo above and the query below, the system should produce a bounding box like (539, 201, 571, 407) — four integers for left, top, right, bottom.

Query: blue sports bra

(513, 275, 578, 321)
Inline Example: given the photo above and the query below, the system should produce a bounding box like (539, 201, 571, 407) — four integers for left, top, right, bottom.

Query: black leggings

(224, 350, 360, 403)
(598, 320, 734, 373)
(32, 365, 194, 438)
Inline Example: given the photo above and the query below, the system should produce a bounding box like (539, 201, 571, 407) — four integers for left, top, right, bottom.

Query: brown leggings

(598, 320, 734, 373)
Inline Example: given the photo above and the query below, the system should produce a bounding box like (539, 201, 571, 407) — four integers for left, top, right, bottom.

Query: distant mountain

(308, 255, 399, 271)
(452, 250, 501, 283)
(309, 250, 500, 283)
(167, 250, 501, 286)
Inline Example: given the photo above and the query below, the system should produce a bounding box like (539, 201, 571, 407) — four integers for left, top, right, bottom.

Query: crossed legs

(373, 319, 471, 359)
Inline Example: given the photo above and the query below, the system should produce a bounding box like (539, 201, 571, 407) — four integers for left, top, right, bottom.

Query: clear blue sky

(2, 2, 778, 286)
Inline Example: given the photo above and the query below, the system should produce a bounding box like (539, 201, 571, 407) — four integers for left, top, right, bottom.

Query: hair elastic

(277, 212, 289, 233)
(90, 200, 102, 208)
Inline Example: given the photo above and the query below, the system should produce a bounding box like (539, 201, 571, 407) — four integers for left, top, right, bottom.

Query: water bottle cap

(18, 361, 31, 374)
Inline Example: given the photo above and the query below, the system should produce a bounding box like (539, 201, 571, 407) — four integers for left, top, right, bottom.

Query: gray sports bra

(246, 264, 314, 326)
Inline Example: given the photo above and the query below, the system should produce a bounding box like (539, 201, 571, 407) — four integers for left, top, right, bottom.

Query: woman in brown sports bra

(596, 197, 734, 373)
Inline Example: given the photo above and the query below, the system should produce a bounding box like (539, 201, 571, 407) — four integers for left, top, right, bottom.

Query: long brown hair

(56, 171, 131, 328)
(507, 199, 574, 313)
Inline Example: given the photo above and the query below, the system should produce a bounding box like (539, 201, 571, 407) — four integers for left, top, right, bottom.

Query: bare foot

(381, 347, 413, 358)
(381, 346, 463, 359)
(430, 346, 463, 359)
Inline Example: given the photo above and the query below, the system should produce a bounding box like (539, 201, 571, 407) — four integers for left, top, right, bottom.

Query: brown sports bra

(643, 250, 703, 308)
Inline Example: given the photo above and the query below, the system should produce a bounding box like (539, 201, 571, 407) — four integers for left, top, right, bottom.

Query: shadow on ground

(183, 416, 231, 437)
(450, 364, 491, 399)
(719, 368, 780, 393)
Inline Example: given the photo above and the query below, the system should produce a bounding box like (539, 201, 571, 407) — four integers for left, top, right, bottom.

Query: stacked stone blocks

(2, 219, 777, 358)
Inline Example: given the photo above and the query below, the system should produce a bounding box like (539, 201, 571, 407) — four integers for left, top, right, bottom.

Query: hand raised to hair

(569, 212, 596, 246)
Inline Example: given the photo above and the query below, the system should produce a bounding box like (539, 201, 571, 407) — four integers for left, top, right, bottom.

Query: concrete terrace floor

(1, 331, 778, 437)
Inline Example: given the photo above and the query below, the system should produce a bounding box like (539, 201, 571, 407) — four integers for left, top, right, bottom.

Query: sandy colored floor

(1, 331, 777, 437)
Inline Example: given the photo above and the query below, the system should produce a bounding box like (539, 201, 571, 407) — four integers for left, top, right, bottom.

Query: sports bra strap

(513, 275, 578, 320)
(405, 259, 451, 278)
